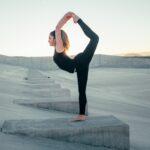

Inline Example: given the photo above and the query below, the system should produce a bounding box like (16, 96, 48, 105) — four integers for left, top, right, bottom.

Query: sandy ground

(0, 63, 150, 150)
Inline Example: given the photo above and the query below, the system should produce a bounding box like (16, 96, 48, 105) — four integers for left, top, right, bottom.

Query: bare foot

(71, 115, 87, 122)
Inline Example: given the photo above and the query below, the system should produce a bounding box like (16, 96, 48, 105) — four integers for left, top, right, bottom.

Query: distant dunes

(118, 51, 150, 57)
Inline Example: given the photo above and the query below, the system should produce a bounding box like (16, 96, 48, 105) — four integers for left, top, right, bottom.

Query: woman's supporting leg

(74, 41, 97, 115)
(76, 66, 89, 115)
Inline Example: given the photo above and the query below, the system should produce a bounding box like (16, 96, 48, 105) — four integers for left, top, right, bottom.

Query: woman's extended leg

(82, 39, 98, 65)
(74, 40, 98, 69)
(72, 48, 96, 121)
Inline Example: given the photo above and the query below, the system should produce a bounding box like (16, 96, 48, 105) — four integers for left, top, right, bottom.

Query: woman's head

(48, 30, 70, 52)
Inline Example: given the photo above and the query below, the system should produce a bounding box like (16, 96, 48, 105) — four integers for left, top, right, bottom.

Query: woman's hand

(62, 11, 80, 23)
(65, 11, 80, 23)
(56, 11, 74, 29)
(72, 13, 80, 23)
(64, 11, 75, 20)
(56, 11, 80, 29)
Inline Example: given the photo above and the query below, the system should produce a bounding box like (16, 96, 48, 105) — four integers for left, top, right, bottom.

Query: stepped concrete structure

(4, 54, 150, 149)
(13, 68, 88, 115)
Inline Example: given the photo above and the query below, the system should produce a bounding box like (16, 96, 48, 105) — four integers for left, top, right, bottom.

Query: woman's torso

(53, 49, 76, 73)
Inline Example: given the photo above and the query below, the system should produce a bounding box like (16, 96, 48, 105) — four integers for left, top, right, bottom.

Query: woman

(48, 12, 99, 121)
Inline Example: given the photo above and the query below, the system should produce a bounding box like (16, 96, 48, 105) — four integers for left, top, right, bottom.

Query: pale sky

(0, 0, 150, 57)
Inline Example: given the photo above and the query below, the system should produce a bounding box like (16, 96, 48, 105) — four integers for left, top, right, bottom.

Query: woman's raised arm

(55, 12, 73, 52)
(56, 12, 73, 29)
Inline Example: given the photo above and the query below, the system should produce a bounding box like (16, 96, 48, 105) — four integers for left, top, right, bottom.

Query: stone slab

(2, 115, 130, 150)
(13, 100, 88, 115)
(21, 88, 71, 98)
(25, 80, 55, 84)
(22, 83, 61, 89)
(13, 97, 73, 103)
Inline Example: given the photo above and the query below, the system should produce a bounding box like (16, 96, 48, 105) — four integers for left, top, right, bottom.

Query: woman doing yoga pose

(48, 12, 99, 121)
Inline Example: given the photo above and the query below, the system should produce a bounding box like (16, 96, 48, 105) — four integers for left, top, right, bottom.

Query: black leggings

(74, 43, 96, 115)
(73, 18, 99, 115)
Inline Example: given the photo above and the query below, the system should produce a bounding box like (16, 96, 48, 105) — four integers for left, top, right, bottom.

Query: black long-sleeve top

(53, 18, 99, 73)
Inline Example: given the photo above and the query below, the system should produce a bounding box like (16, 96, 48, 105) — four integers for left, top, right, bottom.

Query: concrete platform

(1, 115, 129, 150)
(13, 97, 73, 103)
(21, 88, 71, 98)
(25, 80, 55, 84)
(24, 76, 54, 80)
(22, 83, 61, 89)
(13, 99, 88, 115)
(25, 77, 52, 80)
(22, 87, 69, 94)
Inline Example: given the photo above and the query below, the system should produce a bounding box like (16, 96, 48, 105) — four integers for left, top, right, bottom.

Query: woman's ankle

(79, 114, 86, 116)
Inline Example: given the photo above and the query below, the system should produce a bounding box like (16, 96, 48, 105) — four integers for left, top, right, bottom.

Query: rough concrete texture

(2, 115, 129, 150)
(0, 132, 113, 150)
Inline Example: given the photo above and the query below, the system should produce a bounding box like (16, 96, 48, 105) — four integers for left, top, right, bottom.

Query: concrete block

(26, 75, 53, 79)
(27, 78, 53, 81)
(13, 97, 74, 103)
(22, 87, 64, 94)
(25, 79, 54, 84)
(21, 88, 71, 98)
(2, 115, 130, 150)
(22, 83, 61, 89)
(13, 100, 88, 115)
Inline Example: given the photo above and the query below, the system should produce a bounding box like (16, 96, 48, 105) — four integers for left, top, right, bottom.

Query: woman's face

(48, 34, 56, 46)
